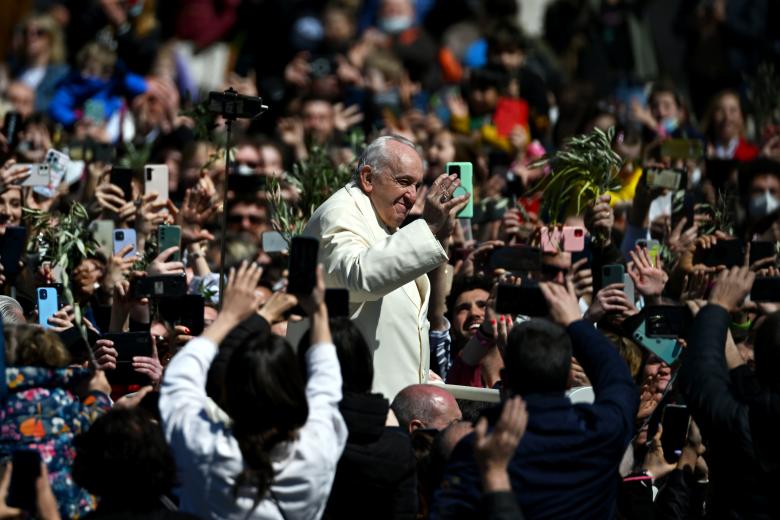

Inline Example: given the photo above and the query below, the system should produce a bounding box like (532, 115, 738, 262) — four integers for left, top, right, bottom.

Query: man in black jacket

(679, 266, 780, 519)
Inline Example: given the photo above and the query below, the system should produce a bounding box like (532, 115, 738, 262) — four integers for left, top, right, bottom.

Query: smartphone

(84, 98, 106, 123)
(325, 288, 349, 317)
(101, 332, 153, 385)
(645, 305, 691, 338)
(570, 236, 593, 270)
(36, 287, 59, 329)
(540, 226, 562, 254)
(36, 148, 69, 198)
(144, 164, 169, 205)
(562, 226, 585, 252)
(15, 163, 50, 187)
(749, 241, 776, 266)
(635, 238, 661, 266)
(631, 319, 683, 365)
(704, 159, 738, 191)
(693, 239, 743, 268)
(262, 231, 288, 254)
(0, 226, 27, 277)
(110, 166, 134, 201)
(287, 236, 319, 295)
(671, 192, 695, 232)
(158, 294, 205, 336)
(158, 224, 181, 261)
(131, 274, 187, 299)
(602, 264, 625, 287)
(6, 449, 41, 511)
(660, 139, 703, 160)
(227, 174, 266, 193)
(490, 246, 542, 272)
(112, 229, 136, 258)
(90, 219, 115, 259)
(661, 404, 691, 463)
(447, 162, 473, 219)
(750, 277, 780, 302)
(495, 281, 549, 317)
(43, 282, 65, 309)
(623, 273, 635, 306)
(646, 166, 687, 191)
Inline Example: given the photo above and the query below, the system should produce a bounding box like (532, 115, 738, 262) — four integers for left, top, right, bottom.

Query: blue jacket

(48, 69, 146, 127)
(431, 320, 639, 520)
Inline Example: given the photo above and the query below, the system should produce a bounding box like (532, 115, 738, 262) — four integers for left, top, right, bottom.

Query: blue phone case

(632, 321, 682, 365)
(36, 287, 59, 329)
(113, 229, 137, 258)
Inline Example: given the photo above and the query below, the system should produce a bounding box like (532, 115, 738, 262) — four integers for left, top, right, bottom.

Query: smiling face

(643, 353, 672, 393)
(359, 140, 423, 231)
(452, 288, 490, 341)
(712, 92, 743, 143)
(0, 188, 22, 235)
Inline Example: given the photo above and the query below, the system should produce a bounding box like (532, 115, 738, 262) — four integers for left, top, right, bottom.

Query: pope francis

(301, 135, 469, 398)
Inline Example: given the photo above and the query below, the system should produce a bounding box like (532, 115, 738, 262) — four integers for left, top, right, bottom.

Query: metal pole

(218, 118, 233, 309)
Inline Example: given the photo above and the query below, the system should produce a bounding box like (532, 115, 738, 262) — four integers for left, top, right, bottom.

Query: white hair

(352, 135, 420, 183)
(0, 296, 25, 325)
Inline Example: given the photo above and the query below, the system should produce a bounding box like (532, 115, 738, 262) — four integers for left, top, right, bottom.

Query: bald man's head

(391, 384, 462, 434)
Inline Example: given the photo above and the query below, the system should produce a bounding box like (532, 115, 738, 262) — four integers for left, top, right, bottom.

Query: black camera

(207, 89, 268, 120)
(115, 230, 125, 241)
(38, 289, 47, 300)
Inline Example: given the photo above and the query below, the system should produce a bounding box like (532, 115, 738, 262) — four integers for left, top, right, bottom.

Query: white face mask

(379, 15, 413, 34)
(236, 163, 256, 176)
(690, 167, 702, 186)
(749, 190, 780, 218)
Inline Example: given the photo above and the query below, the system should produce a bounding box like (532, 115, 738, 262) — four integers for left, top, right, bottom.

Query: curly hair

(4, 324, 70, 368)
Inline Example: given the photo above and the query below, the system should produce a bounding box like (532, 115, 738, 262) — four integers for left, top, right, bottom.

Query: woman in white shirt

(160, 262, 347, 519)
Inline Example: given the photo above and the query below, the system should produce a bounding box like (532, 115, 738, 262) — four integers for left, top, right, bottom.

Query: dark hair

(486, 21, 528, 56)
(502, 319, 572, 396)
(754, 311, 780, 392)
(72, 408, 176, 507)
(298, 317, 374, 393)
(446, 275, 493, 322)
(224, 334, 308, 500)
(648, 80, 684, 110)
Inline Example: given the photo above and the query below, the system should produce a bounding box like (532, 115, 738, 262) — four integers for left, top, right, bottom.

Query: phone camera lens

(574, 229, 583, 237)
(146, 168, 152, 180)
(116, 231, 125, 240)
(39, 289, 47, 300)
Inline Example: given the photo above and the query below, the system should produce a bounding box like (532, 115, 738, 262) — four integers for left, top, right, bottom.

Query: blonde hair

(18, 12, 67, 64)
(4, 325, 71, 368)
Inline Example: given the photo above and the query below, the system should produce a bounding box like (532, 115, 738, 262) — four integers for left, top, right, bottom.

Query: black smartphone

(645, 305, 692, 338)
(287, 236, 319, 295)
(131, 274, 187, 299)
(158, 294, 205, 336)
(570, 236, 593, 270)
(704, 159, 738, 191)
(749, 241, 776, 266)
(7, 449, 41, 511)
(227, 174, 266, 193)
(0, 226, 27, 277)
(110, 166, 134, 201)
(602, 264, 625, 287)
(693, 239, 744, 268)
(490, 246, 542, 272)
(495, 282, 549, 317)
(325, 288, 349, 317)
(671, 192, 695, 231)
(3, 111, 22, 150)
(660, 404, 690, 463)
(750, 277, 780, 303)
(101, 332, 153, 385)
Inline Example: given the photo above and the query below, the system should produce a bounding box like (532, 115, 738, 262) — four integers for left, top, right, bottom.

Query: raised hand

(132, 335, 163, 387)
(628, 246, 668, 299)
(709, 266, 755, 312)
(571, 258, 593, 300)
(333, 103, 364, 133)
(585, 283, 633, 322)
(0, 160, 30, 191)
(423, 173, 470, 241)
(539, 277, 581, 327)
(586, 194, 614, 245)
(147, 246, 185, 276)
(93, 338, 118, 370)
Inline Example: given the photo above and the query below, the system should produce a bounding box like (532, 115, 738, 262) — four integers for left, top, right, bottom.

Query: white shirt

(160, 337, 348, 520)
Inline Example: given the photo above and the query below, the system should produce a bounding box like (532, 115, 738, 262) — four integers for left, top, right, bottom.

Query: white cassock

(290, 182, 448, 399)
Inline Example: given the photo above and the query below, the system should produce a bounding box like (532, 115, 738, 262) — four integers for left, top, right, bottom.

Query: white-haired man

(301, 135, 468, 398)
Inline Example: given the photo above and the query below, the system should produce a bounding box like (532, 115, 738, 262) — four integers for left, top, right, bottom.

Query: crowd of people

(0, 0, 779, 518)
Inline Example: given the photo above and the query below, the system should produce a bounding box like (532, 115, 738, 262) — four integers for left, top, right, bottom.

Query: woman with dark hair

(160, 263, 347, 519)
(299, 317, 418, 519)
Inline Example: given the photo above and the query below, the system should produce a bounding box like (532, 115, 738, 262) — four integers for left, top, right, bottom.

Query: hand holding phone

(36, 287, 59, 329)
(447, 162, 473, 219)
(287, 236, 319, 295)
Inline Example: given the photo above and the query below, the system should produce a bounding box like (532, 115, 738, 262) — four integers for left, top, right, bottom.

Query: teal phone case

(447, 162, 473, 219)
(158, 225, 182, 261)
(632, 321, 682, 365)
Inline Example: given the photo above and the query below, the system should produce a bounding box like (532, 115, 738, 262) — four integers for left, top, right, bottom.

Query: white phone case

(144, 164, 169, 204)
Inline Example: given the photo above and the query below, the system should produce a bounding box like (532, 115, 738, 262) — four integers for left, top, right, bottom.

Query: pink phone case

(540, 226, 562, 253)
(562, 226, 586, 252)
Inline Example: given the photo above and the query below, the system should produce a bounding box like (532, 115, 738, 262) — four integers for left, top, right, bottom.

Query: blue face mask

(661, 117, 679, 134)
(379, 15, 413, 34)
